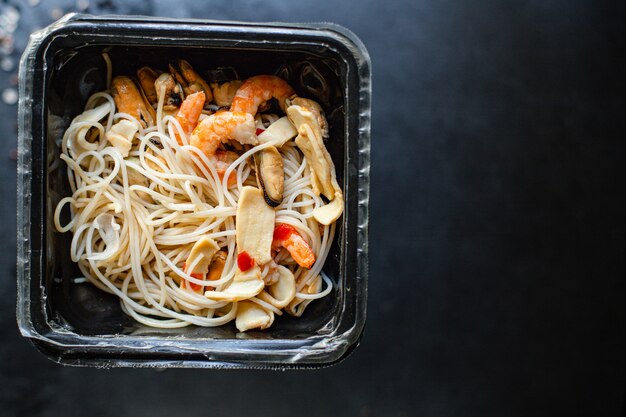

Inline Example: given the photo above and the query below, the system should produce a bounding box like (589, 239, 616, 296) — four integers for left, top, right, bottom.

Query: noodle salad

(53, 57, 344, 331)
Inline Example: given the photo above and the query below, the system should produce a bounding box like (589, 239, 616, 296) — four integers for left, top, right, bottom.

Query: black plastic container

(17, 14, 370, 368)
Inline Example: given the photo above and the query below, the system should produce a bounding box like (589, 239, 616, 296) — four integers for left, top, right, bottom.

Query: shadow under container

(17, 14, 370, 369)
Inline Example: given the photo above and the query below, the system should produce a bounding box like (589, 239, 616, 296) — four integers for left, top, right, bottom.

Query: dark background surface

(1, 0, 625, 416)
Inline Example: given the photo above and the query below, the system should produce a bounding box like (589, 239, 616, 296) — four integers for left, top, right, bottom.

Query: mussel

(111, 75, 155, 128)
(136, 66, 160, 107)
(154, 73, 183, 112)
(254, 145, 284, 207)
(169, 58, 213, 105)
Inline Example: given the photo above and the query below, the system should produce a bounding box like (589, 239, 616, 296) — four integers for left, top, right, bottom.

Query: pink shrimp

(272, 224, 316, 269)
(231, 75, 295, 114)
(214, 149, 239, 186)
(189, 111, 256, 183)
(189, 111, 256, 156)
(174, 91, 205, 143)
(189, 75, 295, 182)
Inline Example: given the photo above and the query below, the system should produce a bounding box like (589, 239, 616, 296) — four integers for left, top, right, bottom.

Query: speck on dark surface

(3, 1, 625, 417)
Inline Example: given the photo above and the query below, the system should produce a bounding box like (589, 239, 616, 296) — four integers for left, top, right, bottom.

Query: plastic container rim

(16, 13, 370, 369)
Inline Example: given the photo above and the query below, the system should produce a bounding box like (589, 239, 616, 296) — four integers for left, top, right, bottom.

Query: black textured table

(2, 1, 625, 416)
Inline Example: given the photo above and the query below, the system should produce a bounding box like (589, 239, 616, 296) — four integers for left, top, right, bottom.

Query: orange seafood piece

(111, 76, 155, 127)
(214, 149, 239, 186)
(190, 111, 256, 157)
(231, 75, 295, 115)
(174, 91, 205, 144)
(272, 224, 316, 269)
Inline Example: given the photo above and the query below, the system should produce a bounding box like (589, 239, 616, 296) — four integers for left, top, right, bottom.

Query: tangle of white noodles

(53, 90, 336, 328)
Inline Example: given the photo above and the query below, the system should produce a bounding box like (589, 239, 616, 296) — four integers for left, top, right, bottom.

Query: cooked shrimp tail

(175, 91, 206, 143)
(214, 149, 239, 186)
(272, 224, 316, 269)
(231, 75, 295, 115)
(189, 111, 256, 157)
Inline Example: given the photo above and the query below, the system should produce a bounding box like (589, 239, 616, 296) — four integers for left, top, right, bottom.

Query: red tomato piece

(237, 251, 255, 272)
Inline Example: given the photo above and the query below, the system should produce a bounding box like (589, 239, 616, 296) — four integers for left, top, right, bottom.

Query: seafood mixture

(54, 57, 343, 331)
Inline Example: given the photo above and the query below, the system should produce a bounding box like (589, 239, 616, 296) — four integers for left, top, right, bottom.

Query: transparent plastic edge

(16, 29, 40, 338)
(309, 21, 371, 358)
(16, 13, 90, 340)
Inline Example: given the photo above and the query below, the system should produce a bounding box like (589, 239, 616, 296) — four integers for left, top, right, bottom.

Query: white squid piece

(105, 119, 139, 157)
(286, 102, 344, 225)
(257, 265, 296, 309)
(235, 300, 275, 332)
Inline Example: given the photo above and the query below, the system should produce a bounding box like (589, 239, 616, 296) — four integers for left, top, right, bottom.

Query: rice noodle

(54, 88, 337, 329)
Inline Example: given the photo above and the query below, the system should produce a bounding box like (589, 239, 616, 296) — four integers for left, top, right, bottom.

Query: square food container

(17, 14, 370, 369)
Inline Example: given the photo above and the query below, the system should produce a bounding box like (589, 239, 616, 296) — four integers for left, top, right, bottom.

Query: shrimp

(174, 91, 205, 143)
(111, 76, 155, 127)
(189, 111, 256, 185)
(189, 75, 294, 184)
(231, 75, 295, 115)
(189, 111, 256, 157)
(214, 149, 239, 186)
(272, 224, 316, 269)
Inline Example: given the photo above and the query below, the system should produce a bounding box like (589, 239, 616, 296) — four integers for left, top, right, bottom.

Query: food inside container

(53, 54, 344, 332)
(18, 15, 369, 367)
